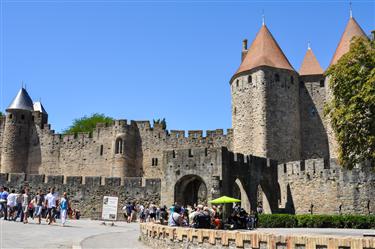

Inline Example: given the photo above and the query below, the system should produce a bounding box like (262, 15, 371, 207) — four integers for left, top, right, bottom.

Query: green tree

(325, 37, 375, 168)
(63, 113, 114, 134)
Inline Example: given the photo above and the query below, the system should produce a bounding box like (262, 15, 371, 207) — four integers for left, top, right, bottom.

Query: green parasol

(209, 196, 241, 204)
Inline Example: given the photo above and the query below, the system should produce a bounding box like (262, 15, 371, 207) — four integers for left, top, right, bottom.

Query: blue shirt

(0, 191, 8, 200)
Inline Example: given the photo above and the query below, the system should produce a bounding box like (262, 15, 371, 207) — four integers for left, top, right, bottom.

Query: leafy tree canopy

(63, 113, 114, 134)
(153, 118, 167, 129)
(325, 36, 375, 168)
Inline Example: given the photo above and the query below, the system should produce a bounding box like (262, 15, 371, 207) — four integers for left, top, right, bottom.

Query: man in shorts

(34, 189, 45, 224)
(45, 188, 57, 225)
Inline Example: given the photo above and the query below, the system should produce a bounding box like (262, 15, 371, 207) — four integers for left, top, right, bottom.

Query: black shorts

(150, 213, 156, 219)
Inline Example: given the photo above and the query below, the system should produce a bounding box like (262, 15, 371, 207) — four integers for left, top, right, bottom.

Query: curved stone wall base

(140, 223, 375, 249)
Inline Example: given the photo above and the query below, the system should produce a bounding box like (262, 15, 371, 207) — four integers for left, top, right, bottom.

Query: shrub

(258, 214, 375, 229)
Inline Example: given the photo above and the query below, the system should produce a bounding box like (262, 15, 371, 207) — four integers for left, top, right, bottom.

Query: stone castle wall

(278, 158, 375, 215)
(0, 173, 160, 219)
(299, 75, 329, 159)
(231, 66, 301, 163)
(3, 117, 232, 179)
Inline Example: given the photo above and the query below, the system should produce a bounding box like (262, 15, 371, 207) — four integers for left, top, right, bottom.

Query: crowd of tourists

(122, 202, 262, 230)
(0, 186, 80, 226)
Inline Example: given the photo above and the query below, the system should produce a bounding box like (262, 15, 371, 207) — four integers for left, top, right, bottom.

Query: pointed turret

(329, 17, 367, 66)
(7, 88, 34, 112)
(299, 46, 324, 76)
(234, 24, 294, 77)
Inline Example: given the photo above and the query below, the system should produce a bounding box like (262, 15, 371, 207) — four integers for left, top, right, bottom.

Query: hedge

(258, 214, 375, 229)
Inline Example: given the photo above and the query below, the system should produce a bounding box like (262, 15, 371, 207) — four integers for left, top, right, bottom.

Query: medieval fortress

(0, 16, 374, 216)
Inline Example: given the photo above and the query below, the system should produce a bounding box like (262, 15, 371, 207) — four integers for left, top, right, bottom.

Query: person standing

(59, 192, 69, 226)
(0, 186, 9, 220)
(45, 187, 57, 225)
(16, 189, 24, 222)
(22, 188, 31, 224)
(7, 190, 17, 221)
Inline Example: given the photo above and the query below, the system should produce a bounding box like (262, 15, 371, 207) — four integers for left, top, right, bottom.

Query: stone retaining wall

(140, 223, 375, 249)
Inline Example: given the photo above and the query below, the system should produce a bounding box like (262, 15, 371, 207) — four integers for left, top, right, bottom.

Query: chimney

(242, 39, 248, 51)
(241, 39, 248, 62)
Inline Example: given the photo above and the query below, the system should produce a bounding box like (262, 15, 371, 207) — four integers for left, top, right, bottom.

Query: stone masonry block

(47, 175, 64, 185)
(66, 176, 82, 185)
(27, 174, 45, 184)
(105, 177, 121, 187)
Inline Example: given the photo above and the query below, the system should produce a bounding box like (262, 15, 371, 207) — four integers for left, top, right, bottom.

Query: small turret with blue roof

(1, 87, 35, 173)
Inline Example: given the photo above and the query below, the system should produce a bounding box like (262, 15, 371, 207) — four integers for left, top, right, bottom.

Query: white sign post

(101, 196, 118, 226)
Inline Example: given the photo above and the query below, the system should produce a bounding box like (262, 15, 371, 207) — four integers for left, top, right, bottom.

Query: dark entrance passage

(174, 175, 207, 206)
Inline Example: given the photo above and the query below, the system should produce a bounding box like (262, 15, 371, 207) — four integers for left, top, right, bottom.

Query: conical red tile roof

(329, 17, 367, 66)
(299, 48, 324, 76)
(234, 25, 294, 76)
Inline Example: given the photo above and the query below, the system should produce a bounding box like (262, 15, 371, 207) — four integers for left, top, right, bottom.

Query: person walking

(59, 192, 69, 226)
(34, 189, 45, 224)
(45, 187, 57, 225)
(0, 186, 9, 220)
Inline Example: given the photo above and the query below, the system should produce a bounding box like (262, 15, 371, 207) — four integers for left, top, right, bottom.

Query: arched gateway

(174, 175, 207, 206)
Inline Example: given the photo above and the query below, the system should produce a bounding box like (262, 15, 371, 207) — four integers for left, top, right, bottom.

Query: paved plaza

(0, 219, 374, 249)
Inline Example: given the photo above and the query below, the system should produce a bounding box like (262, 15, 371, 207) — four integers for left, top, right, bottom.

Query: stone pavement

(1, 218, 375, 249)
(0, 219, 150, 249)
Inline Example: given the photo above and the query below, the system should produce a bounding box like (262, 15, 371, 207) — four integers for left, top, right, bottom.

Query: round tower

(231, 24, 300, 162)
(1, 88, 34, 173)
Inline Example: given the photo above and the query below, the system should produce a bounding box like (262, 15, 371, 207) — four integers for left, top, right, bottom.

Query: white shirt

(7, 193, 17, 207)
(45, 193, 57, 208)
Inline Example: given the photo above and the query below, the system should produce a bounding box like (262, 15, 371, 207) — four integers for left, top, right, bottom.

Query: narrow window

(283, 164, 287, 173)
(236, 79, 239, 87)
(205, 148, 208, 156)
(9, 114, 13, 119)
(233, 107, 237, 115)
(100, 145, 104, 156)
(21, 114, 25, 120)
(290, 76, 294, 84)
(248, 75, 252, 83)
(115, 138, 123, 154)
(155, 158, 158, 166)
(172, 150, 176, 158)
(320, 80, 324, 87)
(275, 73, 280, 82)
(188, 149, 193, 157)
(152, 158, 155, 166)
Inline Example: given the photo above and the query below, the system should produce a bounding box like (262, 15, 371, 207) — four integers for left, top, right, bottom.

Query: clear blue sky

(1, 0, 374, 133)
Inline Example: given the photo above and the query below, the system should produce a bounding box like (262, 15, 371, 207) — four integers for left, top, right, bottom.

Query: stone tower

(299, 45, 329, 159)
(1, 88, 34, 173)
(231, 23, 301, 162)
(325, 16, 367, 159)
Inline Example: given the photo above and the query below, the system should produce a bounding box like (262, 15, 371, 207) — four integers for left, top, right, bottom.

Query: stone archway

(174, 175, 207, 207)
(232, 178, 251, 213)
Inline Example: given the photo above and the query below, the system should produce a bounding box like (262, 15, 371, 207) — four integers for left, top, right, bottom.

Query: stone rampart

(0, 173, 161, 219)
(278, 158, 375, 214)
(140, 223, 375, 249)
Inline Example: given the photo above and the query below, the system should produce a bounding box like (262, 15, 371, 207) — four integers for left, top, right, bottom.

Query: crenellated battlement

(0, 173, 161, 188)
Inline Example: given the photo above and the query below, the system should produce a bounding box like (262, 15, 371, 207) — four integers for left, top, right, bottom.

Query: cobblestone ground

(1, 218, 374, 249)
